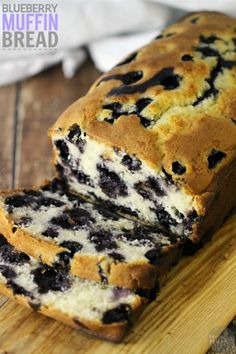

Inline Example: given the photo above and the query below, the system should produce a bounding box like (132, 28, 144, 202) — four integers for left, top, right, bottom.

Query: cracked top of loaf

(50, 12, 236, 195)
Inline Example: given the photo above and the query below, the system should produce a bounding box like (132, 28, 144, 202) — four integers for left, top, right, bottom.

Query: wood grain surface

(0, 61, 235, 354)
(0, 85, 17, 189)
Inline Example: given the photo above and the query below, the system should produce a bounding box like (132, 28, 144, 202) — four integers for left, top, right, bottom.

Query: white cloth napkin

(1, 0, 236, 86)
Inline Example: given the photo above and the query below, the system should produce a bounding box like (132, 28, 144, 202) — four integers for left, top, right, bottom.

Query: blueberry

(135, 177, 164, 199)
(67, 207, 95, 227)
(108, 252, 125, 262)
(97, 165, 128, 199)
(5, 194, 34, 212)
(156, 68, 181, 90)
(68, 124, 82, 141)
(145, 249, 163, 265)
(33, 265, 71, 294)
(0, 236, 8, 247)
(136, 98, 153, 113)
(67, 125, 86, 153)
(55, 140, 69, 160)
(197, 46, 219, 57)
(89, 230, 117, 252)
(133, 226, 153, 241)
(187, 210, 199, 221)
(181, 54, 193, 61)
(148, 177, 165, 196)
(199, 34, 218, 44)
(59, 241, 83, 255)
(172, 161, 186, 175)
(135, 285, 159, 301)
(103, 102, 129, 124)
(50, 208, 94, 232)
(103, 102, 122, 113)
(108, 67, 181, 96)
(5, 190, 64, 215)
(121, 154, 142, 171)
(121, 226, 153, 245)
(42, 228, 59, 238)
(0, 244, 30, 265)
(72, 170, 92, 186)
(117, 205, 139, 218)
(154, 207, 177, 227)
(51, 214, 71, 229)
(140, 117, 153, 127)
(120, 70, 143, 85)
(102, 304, 131, 324)
(207, 149, 226, 169)
(0, 265, 16, 279)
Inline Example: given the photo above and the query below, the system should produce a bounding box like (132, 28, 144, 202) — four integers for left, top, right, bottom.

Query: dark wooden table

(0, 61, 235, 353)
(0, 60, 100, 191)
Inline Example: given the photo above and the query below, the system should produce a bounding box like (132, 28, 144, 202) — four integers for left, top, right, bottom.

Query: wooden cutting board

(0, 213, 235, 354)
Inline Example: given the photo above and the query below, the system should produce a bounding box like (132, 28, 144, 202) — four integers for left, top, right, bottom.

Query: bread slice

(0, 179, 183, 289)
(49, 12, 236, 242)
(0, 233, 156, 342)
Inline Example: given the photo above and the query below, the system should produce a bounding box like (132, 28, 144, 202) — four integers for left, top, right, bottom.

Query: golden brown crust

(50, 12, 236, 197)
(72, 243, 182, 289)
(86, 115, 161, 169)
(0, 283, 145, 342)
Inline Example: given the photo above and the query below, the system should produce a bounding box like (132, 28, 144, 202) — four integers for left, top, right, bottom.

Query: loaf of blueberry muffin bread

(0, 233, 156, 342)
(50, 12, 236, 242)
(0, 179, 183, 289)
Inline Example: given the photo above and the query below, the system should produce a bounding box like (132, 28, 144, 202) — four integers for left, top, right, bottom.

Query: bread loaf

(50, 12, 236, 242)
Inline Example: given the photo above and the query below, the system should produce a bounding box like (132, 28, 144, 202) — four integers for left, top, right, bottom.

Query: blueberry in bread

(0, 179, 183, 289)
(0, 234, 155, 342)
(49, 12, 236, 242)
